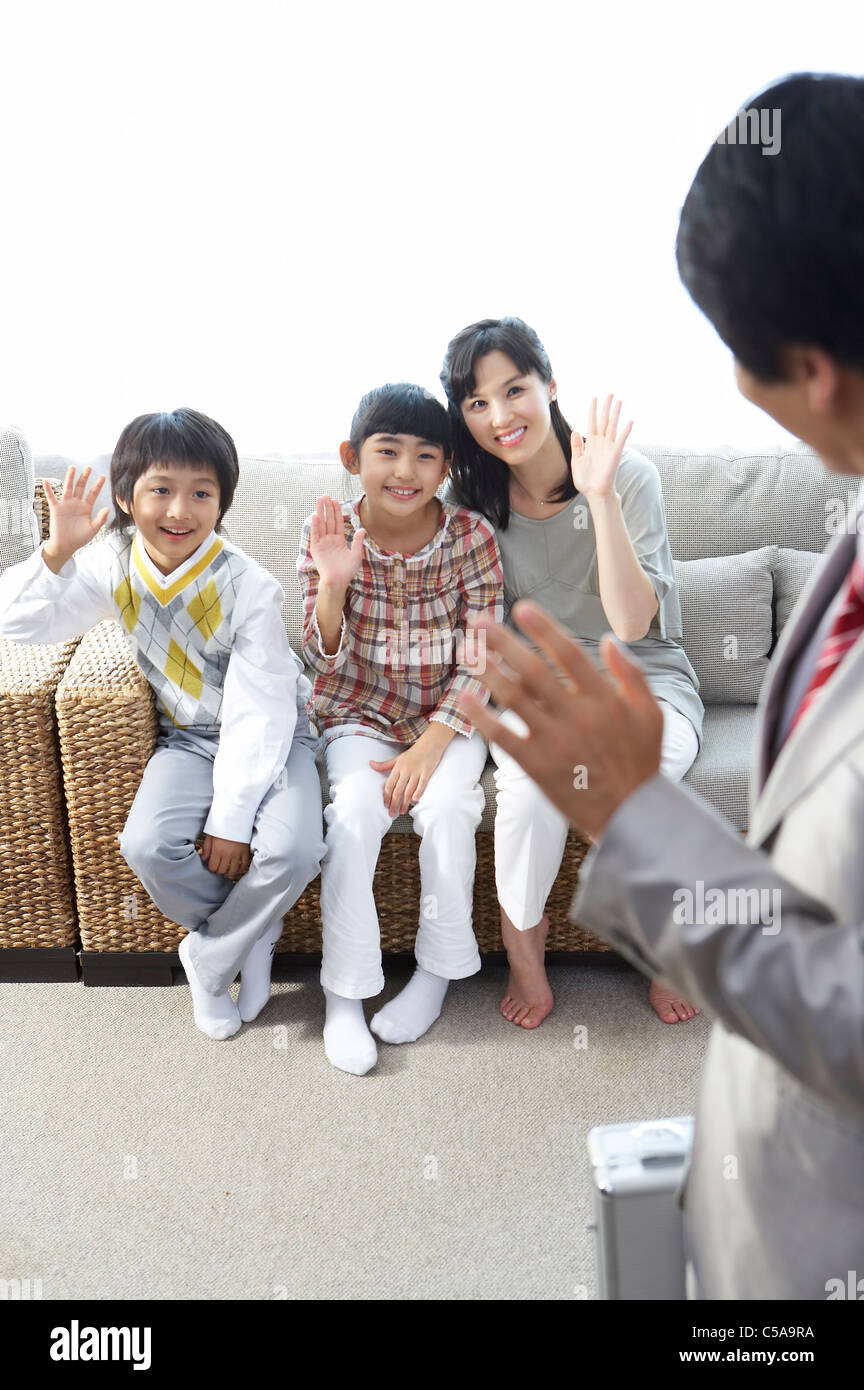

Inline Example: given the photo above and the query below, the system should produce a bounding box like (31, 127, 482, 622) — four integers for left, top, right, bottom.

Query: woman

(440, 316, 704, 1027)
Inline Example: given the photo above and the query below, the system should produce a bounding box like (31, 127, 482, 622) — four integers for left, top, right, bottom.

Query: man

(459, 72, 864, 1299)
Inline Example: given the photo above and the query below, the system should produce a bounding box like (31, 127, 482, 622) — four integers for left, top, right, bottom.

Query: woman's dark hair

(109, 408, 240, 533)
(439, 316, 576, 529)
(349, 382, 451, 455)
(676, 72, 864, 382)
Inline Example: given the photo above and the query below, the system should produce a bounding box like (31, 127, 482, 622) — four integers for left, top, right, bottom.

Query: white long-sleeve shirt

(0, 529, 309, 842)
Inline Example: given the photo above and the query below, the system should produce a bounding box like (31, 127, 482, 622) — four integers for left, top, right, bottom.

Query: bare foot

(649, 978, 701, 1024)
(499, 909, 554, 1029)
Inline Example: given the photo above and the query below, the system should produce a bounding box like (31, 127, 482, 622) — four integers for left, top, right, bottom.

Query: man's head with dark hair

(110, 408, 240, 532)
(677, 72, 864, 472)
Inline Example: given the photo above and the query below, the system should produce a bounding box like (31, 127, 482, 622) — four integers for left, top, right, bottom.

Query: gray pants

(118, 720, 326, 995)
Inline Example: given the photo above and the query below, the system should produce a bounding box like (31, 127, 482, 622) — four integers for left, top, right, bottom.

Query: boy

(0, 408, 325, 1038)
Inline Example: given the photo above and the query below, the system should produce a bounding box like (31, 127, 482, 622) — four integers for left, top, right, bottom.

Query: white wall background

(1, 0, 862, 460)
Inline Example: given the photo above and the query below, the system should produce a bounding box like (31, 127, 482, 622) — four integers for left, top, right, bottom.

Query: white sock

(178, 934, 242, 1041)
(323, 989, 377, 1075)
(237, 920, 284, 1022)
(370, 966, 449, 1044)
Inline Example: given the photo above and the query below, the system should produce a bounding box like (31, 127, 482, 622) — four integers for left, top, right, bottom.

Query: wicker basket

(0, 633, 80, 950)
(54, 620, 175, 952)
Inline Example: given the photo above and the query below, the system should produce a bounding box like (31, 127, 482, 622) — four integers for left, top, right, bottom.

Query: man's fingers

(508, 601, 608, 697)
(473, 639, 565, 735)
(458, 693, 548, 782)
(470, 611, 578, 707)
(600, 633, 655, 702)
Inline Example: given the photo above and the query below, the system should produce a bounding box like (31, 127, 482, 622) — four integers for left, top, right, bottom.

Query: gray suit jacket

(572, 522, 864, 1300)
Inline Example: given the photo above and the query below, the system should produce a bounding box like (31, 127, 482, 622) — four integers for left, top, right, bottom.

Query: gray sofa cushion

(683, 703, 756, 832)
(774, 547, 822, 639)
(673, 546, 777, 702)
(0, 426, 41, 573)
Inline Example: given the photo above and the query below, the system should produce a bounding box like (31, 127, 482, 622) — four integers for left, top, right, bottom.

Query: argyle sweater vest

(107, 529, 251, 732)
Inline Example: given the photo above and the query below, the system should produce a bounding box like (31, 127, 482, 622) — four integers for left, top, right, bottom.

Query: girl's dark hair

(676, 72, 864, 382)
(439, 316, 576, 529)
(349, 382, 451, 455)
(109, 408, 240, 533)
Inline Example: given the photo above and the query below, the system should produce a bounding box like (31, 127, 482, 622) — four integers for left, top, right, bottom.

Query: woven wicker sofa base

(0, 634, 80, 952)
(52, 620, 611, 975)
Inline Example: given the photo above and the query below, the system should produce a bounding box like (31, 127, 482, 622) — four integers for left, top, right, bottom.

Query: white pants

(320, 730, 488, 998)
(491, 699, 699, 932)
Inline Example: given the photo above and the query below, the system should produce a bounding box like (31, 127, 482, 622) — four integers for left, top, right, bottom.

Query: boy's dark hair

(109, 408, 240, 532)
(439, 316, 577, 530)
(676, 72, 864, 383)
(348, 383, 451, 456)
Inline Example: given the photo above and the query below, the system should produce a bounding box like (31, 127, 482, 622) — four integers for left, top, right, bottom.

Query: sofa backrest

(641, 444, 859, 558)
(24, 441, 860, 687)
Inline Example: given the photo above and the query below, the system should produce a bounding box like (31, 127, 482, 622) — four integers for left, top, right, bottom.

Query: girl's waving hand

(308, 495, 366, 590)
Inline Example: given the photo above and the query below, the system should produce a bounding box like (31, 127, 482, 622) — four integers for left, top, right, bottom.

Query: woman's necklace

(512, 469, 569, 507)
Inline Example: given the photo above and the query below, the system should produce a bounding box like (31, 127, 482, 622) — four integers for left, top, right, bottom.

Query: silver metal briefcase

(587, 1115, 695, 1300)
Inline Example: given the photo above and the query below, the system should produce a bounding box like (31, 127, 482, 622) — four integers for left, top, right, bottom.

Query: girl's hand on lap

(369, 742, 444, 817)
(309, 496, 366, 590)
(199, 834, 252, 879)
(569, 394, 633, 499)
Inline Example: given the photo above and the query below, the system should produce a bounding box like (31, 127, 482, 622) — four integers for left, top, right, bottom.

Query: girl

(439, 317, 704, 1028)
(0, 409, 325, 1039)
(296, 383, 503, 1075)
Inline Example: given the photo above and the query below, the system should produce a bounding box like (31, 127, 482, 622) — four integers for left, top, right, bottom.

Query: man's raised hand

(457, 600, 663, 841)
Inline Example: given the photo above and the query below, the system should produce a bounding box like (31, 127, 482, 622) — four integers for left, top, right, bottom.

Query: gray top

(453, 447, 704, 740)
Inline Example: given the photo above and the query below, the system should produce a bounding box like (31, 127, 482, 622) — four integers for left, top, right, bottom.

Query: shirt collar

(349, 494, 453, 560)
(132, 529, 220, 589)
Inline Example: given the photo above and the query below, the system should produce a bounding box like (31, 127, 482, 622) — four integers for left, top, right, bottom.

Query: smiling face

(341, 433, 450, 530)
(459, 350, 558, 466)
(118, 461, 221, 574)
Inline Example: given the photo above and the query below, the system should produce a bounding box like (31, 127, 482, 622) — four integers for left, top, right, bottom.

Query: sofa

(0, 424, 856, 982)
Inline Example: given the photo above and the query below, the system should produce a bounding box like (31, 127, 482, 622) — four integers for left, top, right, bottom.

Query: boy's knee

(118, 823, 150, 874)
(118, 823, 191, 877)
(253, 836, 326, 889)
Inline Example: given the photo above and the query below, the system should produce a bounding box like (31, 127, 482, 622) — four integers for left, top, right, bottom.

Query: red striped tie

(788, 553, 864, 735)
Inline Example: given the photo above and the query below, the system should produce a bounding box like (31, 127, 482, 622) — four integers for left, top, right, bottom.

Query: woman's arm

(570, 396, 660, 643)
(589, 492, 660, 641)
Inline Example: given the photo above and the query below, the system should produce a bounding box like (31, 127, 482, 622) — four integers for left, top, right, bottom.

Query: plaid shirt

(297, 497, 503, 743)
